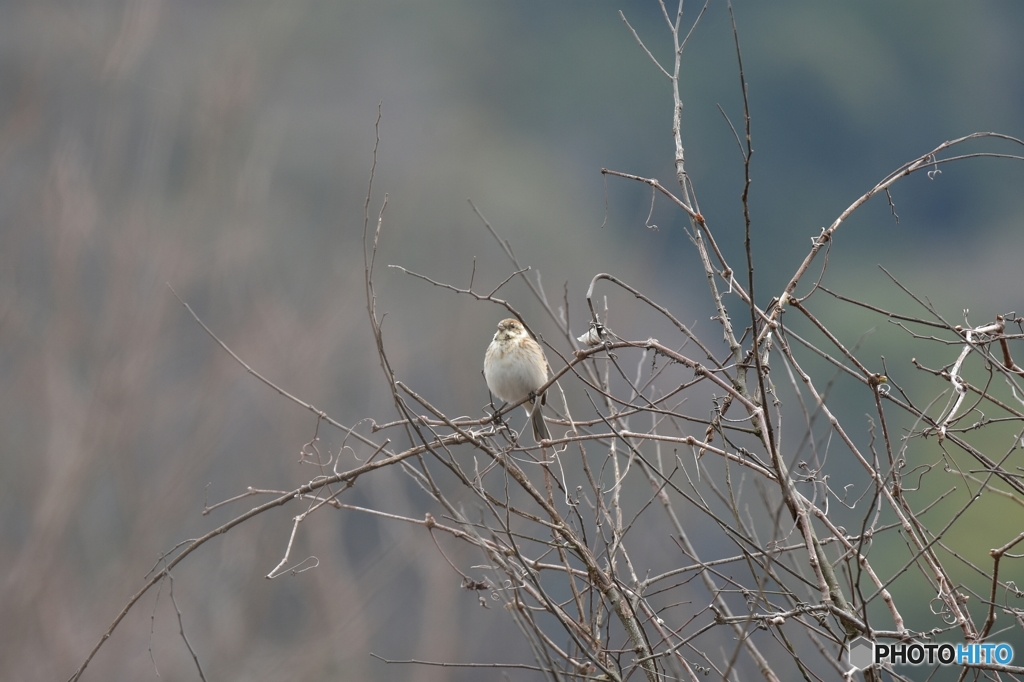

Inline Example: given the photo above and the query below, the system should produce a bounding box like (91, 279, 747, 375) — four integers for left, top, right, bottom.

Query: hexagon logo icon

(849, 637, 875, 670)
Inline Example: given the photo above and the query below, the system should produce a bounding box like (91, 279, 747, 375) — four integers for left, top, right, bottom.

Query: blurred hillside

(2, 1, 1023, 680)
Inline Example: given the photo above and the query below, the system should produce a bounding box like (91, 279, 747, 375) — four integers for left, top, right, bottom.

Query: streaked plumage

(484, 318, 550, 442)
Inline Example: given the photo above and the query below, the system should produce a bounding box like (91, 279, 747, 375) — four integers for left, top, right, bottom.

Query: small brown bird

(484, 318, 551, 442)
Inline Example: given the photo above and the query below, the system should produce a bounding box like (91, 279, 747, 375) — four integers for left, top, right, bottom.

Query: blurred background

(2, 1, 1023, 680)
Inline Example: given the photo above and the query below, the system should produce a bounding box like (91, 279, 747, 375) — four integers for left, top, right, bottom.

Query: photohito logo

(849, 637, 1015, 670)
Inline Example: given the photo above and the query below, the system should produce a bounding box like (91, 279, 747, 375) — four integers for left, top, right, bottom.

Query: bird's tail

(530, 403, 550, 443)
